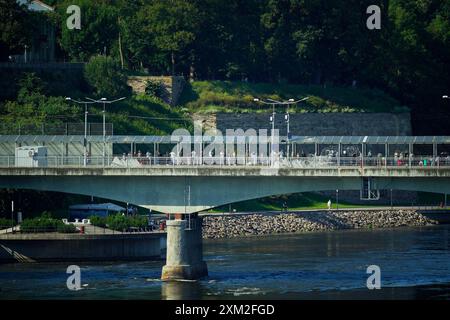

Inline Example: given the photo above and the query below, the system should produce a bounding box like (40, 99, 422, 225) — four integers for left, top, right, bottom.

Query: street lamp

(65, 97, 95, 166)
(253, 98, 280, 164)
(255, 97, 309, 159)
(443, 95, 449, 99)
(85, 96, 126, 163)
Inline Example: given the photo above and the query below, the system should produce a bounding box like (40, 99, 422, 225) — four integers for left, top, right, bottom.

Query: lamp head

(288, 98, 294, 102)
(253, 98, 260, 102)
(100, 97, 107, 101)
(65, 97, 71, 101)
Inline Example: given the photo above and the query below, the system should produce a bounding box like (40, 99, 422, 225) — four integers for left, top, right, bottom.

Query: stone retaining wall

(192, 112, 412, 136)
(202, 210, 437, 239)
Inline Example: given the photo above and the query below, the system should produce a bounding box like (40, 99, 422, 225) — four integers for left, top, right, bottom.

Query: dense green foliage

(89, 214, 148, 231)
(46, 1, 449, 101)
(1, 0, 448, 126)
(0, 218, 16, 228)
(57, 223, 78, 233)
(0, 73, 81, 131)
(20, 211, 77, 233)
(84, 55, 130, 97)
(145, 80, 164, 99)
(0, 0, 32, 60)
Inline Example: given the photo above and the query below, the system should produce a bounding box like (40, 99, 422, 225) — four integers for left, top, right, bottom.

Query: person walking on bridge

(327, 199, 332, 211)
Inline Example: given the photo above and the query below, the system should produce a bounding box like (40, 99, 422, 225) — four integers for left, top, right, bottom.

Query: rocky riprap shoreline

(202, 210, 438, 239)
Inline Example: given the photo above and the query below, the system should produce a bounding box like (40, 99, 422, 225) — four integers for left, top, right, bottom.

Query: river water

(1, 225, 450, 300)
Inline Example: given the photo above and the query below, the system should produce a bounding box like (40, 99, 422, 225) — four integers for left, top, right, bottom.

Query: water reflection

(161, 281, 202, 300)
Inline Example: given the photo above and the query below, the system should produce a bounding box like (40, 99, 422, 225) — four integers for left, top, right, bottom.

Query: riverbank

(202, 209, 439, 239)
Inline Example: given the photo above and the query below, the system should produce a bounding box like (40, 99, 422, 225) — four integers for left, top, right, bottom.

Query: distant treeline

(0, 0, 449, 128)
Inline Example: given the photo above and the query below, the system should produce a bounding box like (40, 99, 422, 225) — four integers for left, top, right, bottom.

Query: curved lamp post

(253, 97, 309, 159)
(85, 97, 126, 162)
(65, 97, 96, 166)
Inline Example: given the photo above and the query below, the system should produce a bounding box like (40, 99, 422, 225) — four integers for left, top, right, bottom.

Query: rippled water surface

(1, 225, 450, 299)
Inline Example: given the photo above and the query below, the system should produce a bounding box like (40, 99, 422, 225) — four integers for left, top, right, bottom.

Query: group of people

(168, 150, 287, 166)
(113, 149, 450, 168)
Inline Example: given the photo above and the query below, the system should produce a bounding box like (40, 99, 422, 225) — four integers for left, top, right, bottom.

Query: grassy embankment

(178, 81, 409, 114)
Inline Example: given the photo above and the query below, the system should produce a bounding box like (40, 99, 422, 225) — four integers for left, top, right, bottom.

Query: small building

(15, 146, 47, 167)
(69, 203, 126, 221)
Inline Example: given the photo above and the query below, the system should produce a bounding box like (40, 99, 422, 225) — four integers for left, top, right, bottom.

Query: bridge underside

(1, 173, 450, 213)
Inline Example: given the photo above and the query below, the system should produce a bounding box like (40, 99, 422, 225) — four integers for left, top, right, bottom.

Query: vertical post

(385, 143, 388, 168)
(338, 143, 341, 167)
(433, 143, 437, 167)
(390, 189, 393, 209)
(285, 112, 290, 160)
(11, 200, 14, 232)
(84, 103, 88, 167)
(336, 189, 339, 211)
(361, 143, 365, 169)
(409, 143, 412, 167)
(102, 102, 106, 166)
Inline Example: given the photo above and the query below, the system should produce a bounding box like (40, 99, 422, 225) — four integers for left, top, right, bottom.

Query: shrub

(57, 223, 78, 233)
(84, 55, 130, 97)
(90, 213, 148, 231)
(89, 215, 107, 228)
(21, 216, 60, 233)
(145, 80, 164, 98)
(0, 218, 16, 229)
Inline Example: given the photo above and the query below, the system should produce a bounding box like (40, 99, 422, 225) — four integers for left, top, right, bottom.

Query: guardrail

(0, 224, 163, 235)
(1, 155, 450, 169)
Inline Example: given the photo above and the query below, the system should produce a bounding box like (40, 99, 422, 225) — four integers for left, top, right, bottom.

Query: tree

(84, 55, 130, 97)
(59, 0, 119, 61)
(142, 0, 200, 75)
(0, 0, 32, 61)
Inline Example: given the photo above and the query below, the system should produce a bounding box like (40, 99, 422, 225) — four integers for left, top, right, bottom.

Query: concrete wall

(0, 233, 166, 263)
(127, 76, 185, 106)
(192, 112, 412, 136)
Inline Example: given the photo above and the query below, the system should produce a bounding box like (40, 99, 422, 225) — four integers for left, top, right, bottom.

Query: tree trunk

(171, 51, 175, 76)
(118, 17, 124, 69)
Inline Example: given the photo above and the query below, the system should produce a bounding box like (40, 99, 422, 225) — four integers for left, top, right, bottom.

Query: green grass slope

(178, 81, 409, 114)
(76, 94, 192, 136)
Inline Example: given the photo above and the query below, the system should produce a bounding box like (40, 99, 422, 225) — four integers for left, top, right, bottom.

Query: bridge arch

(1, 173, 450, 213)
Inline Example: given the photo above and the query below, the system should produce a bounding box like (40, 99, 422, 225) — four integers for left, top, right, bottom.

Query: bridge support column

(161, 216, 208, 281)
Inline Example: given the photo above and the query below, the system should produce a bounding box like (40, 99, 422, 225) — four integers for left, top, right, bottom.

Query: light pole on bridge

(65, 97, 96, 166)
(254, 97, 309, 159)
(85, 96, 126, 164)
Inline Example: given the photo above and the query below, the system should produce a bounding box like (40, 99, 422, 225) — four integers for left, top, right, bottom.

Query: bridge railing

(1, 155, 450, 168)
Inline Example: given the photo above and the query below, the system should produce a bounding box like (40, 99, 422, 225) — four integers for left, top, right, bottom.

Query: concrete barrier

(0, 233, 166, 263)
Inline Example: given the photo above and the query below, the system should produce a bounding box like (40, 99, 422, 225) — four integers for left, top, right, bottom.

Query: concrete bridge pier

(161, 215, 208, 281)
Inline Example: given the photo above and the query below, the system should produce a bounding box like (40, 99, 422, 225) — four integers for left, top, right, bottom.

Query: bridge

(1, 134, 450, 280)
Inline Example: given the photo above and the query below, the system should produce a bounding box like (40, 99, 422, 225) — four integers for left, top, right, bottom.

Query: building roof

(2, 135, 450, 145)
(69, 203, 126, 212)
(17, 0, 54, 12)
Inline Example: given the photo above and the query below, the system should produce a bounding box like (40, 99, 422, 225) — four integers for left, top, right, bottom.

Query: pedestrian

(327, 199, 332, 210)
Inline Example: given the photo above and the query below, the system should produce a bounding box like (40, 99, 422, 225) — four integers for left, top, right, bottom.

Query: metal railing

(0, 122, 113, 135)
(1, 155, 450, 169)
(0, 223, 165, 235)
